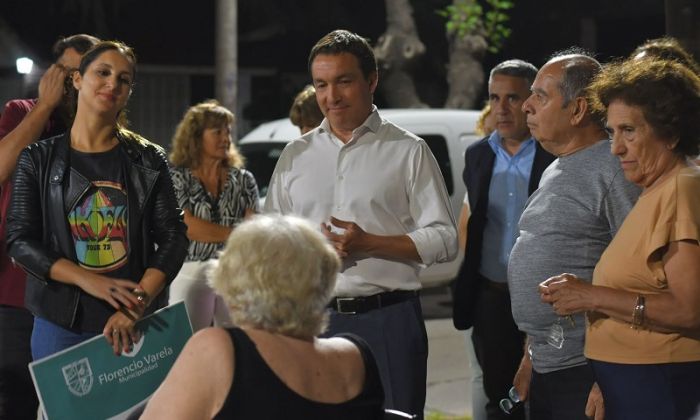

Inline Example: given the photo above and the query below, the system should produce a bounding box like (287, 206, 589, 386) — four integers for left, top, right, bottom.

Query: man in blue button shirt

(452, 59, 555, 420)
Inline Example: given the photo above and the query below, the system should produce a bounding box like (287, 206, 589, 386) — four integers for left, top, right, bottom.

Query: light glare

(16, 57, 33, 74)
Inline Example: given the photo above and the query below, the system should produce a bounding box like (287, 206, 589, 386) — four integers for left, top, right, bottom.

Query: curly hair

(169, 100, 243, 169)
(289, 85, 324, 132)
(211, 215, 340, 339)
(631, 37, 700, 76)
(588, 58, 700, 157)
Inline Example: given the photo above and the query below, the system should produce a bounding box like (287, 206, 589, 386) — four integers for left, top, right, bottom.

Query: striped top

(170, 166, 259, 261)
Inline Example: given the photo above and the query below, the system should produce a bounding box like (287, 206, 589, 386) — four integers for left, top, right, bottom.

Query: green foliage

(437, 0, 514, 54)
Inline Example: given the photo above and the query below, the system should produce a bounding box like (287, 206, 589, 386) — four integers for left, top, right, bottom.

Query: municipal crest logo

(62, 358, 93, 397)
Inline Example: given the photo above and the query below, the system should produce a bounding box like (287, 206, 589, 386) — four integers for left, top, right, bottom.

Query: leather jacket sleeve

(144, 147, 188, 283)
(6, 145, 60, 281)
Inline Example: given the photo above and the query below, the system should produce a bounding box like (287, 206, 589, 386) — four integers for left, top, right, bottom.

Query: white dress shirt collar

(318, 105, 381, 146)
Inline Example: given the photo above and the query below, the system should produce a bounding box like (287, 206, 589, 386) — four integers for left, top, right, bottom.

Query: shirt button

(338, 175, 344, 180)
(53, 175, 59, 181)
(509, 192, 514, 196)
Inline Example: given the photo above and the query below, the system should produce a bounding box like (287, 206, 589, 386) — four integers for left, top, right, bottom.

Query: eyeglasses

(499, 386, 521, 415)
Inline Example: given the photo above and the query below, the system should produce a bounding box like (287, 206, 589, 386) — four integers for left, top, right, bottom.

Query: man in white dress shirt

(265, 29, 457, 418)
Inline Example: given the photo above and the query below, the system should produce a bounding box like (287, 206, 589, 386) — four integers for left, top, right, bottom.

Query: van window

(420, 135, 454, 195)
(238, 142, 287, 198)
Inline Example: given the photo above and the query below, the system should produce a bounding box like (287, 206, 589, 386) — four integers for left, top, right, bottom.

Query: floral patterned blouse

(170, 166, 259, 261)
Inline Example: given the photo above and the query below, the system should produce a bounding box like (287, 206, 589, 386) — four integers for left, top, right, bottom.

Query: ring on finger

(112, 329, 119, 335)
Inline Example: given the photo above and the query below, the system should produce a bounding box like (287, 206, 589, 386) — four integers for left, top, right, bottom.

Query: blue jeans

(0, 305, 37, 420)
(591, 359, 700, 420)
(31, 317, 98, 361)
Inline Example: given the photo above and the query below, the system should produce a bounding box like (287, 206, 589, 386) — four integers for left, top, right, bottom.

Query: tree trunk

(374, 0, 428, 108)
(665, 0, 700, 62)
(444, 1, 487, 109)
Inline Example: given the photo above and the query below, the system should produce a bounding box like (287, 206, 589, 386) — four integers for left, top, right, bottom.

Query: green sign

(30, 302, 193, 420)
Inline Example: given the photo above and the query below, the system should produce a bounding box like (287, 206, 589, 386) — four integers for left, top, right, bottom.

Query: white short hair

(211, 215, 340, 338)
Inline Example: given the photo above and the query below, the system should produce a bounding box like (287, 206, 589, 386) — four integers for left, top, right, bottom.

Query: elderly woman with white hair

(141, 215, 385, 419)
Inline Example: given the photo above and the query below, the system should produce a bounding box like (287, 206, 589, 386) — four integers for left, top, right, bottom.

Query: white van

(239, 108, 481, 288)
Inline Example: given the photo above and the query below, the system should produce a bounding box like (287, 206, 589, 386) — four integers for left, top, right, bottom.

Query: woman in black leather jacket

(6, 40, 187, 359)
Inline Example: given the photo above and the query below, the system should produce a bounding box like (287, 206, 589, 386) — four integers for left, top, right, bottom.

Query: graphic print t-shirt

(68, 146, 129, 331)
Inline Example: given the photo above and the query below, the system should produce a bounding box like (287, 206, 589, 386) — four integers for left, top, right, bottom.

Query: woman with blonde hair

(168, 100, 259, 331)
(142, 215, 385, 419)
(474, 102, 496, 137)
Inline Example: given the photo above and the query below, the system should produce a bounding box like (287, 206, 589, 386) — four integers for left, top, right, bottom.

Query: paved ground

(421, 287, 473, 418)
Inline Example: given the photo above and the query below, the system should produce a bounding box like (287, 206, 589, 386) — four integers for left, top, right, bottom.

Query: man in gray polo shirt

(507, 51, 640, 420)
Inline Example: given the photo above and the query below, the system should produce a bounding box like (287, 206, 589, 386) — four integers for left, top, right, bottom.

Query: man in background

(0, 34, 99, 419)
(452, 59, 554, 419)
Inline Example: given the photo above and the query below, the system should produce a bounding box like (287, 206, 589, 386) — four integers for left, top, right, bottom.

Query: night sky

(1, 0, 666, 119)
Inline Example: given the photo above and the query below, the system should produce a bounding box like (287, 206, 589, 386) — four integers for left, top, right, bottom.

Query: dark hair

(308, 29, 377, 80)
(71, 41, 137, 132)
(548, 48, 601, 107)
(78, 40, 137, 82)
(289, 85, 324, 130)
(631, 37, 700, 76)
(589, 58, 700, 157)
(51, 34, 100, 61)
(489, 59, 538, 87)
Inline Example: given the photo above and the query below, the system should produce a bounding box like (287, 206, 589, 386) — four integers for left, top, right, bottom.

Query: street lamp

(16, 57, 33, 74)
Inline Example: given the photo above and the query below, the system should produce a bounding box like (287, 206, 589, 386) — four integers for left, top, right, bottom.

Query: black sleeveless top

(214, 328, 384, 419)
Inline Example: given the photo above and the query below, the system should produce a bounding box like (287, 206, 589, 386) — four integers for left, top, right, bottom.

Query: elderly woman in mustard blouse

(539, 57, 700, 420)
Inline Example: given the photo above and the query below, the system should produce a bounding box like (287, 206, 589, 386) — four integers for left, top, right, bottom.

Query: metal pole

(216, 0, 238, 142)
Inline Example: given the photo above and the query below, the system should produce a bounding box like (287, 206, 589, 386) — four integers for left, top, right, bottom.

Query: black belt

(328, 290, 419, 315)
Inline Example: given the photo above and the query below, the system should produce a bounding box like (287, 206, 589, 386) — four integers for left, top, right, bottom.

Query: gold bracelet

(132, 288, 150, 306)
(631, 294, 645, 329)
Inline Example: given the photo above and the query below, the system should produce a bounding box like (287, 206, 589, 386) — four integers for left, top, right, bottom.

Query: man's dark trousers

(323, 296, 427, 420)
(529, 363, 595, 420)
(471, 279, 525, 420)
